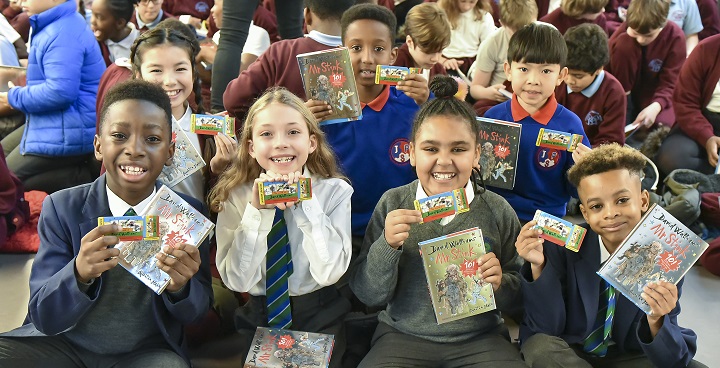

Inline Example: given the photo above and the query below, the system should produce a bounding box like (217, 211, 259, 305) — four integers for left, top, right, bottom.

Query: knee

(520, 334, 564, 366)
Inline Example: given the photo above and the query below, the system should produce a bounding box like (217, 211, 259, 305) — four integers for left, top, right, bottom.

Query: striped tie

(583, 280, 616, 357)
(124, 208, 137, 216)
(265, 209, 293, 329)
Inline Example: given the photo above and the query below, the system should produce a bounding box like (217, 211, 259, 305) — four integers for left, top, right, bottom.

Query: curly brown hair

(567, 143, 646, 188)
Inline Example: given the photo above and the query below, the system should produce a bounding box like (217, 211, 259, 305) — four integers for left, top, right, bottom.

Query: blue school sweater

(321, 86, 420, 237)
(484, 95, 589, 221)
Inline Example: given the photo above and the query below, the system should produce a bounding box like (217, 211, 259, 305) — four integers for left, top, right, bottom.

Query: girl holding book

(350, 75, 526, 367)
(209, 88, 352, 367)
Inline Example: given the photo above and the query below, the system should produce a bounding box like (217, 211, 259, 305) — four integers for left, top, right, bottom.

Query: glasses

(139, 0, 161, 5)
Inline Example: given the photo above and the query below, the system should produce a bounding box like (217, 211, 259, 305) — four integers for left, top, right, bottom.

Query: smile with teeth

(433, 173, 456, 180)
(271, 156, 294, 163)
(166, 90, 181, 97)
(120, 165, 147, 176)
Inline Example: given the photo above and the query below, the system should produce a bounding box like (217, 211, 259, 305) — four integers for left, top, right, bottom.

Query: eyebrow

(144, 61, 190, 67)
(584, 188, 631, 203)
(255, 121, 302, 128)
(110, 121, 165, 130)
(420, 140, 470, 145)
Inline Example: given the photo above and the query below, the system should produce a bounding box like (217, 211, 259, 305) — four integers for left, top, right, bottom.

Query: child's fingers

(392, 209, 423, 224)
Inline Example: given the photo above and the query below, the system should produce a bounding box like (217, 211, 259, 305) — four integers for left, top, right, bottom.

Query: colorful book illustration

(597, 203, 709, 314)
(418, 227, 496, 324)
(297, 47, 362, 125)
(114, 185, 215, 294)
(190, 113, 236, 137)
(98, 215, 159, 241)
(532, 210, 586, 252)
(244, 327, 334, 368)
(536, 128, 584, 152)
(158, 122, 206, 187)
(413, 188, 469, 223)
(374, 65, 422, 85)
(258, 178, 312, 205)
(476, 117, 522, 190)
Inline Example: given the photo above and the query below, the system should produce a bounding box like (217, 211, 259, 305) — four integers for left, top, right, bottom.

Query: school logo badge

(389, 138, 411, 165)
(536, 147, 560, 169)
(195, 2, 210, 14)
(585, 110, 603, 126)
(649, 59, 663, 73)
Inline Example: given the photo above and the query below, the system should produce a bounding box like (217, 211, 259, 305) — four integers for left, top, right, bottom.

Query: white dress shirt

(106, 185, 156, 216)
(106, 25, 140, 63)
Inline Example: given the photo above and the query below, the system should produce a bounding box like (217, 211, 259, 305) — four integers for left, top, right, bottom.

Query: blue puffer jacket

(7, 0, 105, 157)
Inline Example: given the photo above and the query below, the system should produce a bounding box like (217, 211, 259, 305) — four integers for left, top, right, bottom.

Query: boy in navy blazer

(515, 143, 703, 368)
(0, 80, 213, 367)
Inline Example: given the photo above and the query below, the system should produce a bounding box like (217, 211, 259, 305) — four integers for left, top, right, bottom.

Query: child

(392, 3, 451, 81)
(437, 0, 496, 76)
(607, 0, 685, 131)
(2, 0, 30, 42)
(350, 75, 526, 367)
(484, 22, 590, 222)
(131, 0, 172, 32)
(223, 0, 356, 118)
(665, 0, 703, 55)
(0, 79, 213, 367)
(556, 23, 626, 147)
(91, 0, 141, 66)
(539, 0, 610, 35)
(209, 88, 352, 368)
(516, 143, 700, 368)
(469, 0, 537, 115)
(0, 0, 105, 194)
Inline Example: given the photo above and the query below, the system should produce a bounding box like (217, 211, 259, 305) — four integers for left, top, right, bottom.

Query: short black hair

(341, 3, 397, 43)
(564, 24, 608, 73)
(507, 22, 567, 67)
(412, 75, 478, 143)
(305, 0, 356, 21)
(104, 0, 139, 23)
(99, 79, 172, 135)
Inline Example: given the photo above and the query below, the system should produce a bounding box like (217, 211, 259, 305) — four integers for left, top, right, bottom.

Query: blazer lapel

(79, 175, 112, 236)
(572, 227, 603, 333)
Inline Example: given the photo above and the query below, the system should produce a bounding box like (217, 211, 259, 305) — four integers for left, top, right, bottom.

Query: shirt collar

(136, 9, 164, 29)
(173, 104, 193, 132)
(567, 70, 605, 98)
(598, 234, 611, 264)
(415, 180, 475, 205)
(106, 184, 156, 217)
(107, 25, 139, 49)
(361, 85, 390, 112)
(306, 30, 342, 47)
(510, 93, 558, 125)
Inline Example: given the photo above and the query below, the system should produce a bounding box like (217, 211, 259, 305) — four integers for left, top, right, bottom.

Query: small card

(499, 88, 512, 99)
(190, 114, 236, 137)
(258, 178, 312, 205)
(414, 188, 469, 223)
(98, 215, 160, 241)
(536, 128, 584, 152)
(532, 210, 586, 252)
(375, 65, 423, 85)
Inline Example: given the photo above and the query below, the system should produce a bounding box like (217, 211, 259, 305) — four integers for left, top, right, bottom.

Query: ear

(165, 141, 175, 166)
(93, 134, 103, 162)
(473, 143, 480, 165)
(248, 139, 256, 159)
(579, 202, 589, 222)
(503, 61, 512, 81)
(308, 133, 317, 155)
(390, 46, 399, 65)
(557, 67, 568, 86)
(304, 7, 313, 30)
(405, 35, 414, 48)
(115, 17, 128, 31)
(409, 141, 416, 167)
(640, 189, 650, 212)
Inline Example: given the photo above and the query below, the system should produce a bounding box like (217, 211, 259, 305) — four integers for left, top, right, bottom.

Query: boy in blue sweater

(484, 22, 589, 222)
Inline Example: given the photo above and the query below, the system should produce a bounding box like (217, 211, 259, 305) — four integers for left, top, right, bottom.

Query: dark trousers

(655, 110, 720, 176)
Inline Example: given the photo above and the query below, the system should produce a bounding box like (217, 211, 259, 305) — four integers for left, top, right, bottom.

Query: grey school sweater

(350, 180, 523, 343)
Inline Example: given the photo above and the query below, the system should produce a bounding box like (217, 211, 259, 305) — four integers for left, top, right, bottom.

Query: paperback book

(476, 117, 521, 190)
(158, 122, 206, 187)
(597, 203, 709, 314)
(244, 327, 334, 368)
(114, 185, 215, 294)
(418, 227, 496, 324)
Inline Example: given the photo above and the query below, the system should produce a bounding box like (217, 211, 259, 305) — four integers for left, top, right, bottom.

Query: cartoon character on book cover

(158, 123, 205, 187)
(244, 327, 334, 368)
(476, 117, 521, 190)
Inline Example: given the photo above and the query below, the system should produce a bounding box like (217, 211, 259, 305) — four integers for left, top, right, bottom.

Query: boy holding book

(0, 80, 213, 367)
(515, 143, 701, 368)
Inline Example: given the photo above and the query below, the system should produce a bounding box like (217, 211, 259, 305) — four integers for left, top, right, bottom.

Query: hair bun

(429, 75, 459, 99)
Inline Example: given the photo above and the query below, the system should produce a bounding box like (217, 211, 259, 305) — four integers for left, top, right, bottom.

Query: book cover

(476, 117, 522, 190)
(244, 327, 334, 368)
(297, 47, 362, 125)
(532, 210, 586, 252)
(597, 203, 709, 314)
(115, 185, 215, 294)
(158, 122, 206, 187)
(418, 227, 496, 324)
(413, 188, 469, 223)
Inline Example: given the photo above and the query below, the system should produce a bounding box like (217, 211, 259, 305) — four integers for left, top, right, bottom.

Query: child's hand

(643, 280, 678, 322)
(156, 243, 201, 293)
(572, 143, 591, 163)
(704, 136, 720, 168)
(633, 102, 662, 128)
(491, 84, 510, 102)
(515, 221, 545, 279)
(209, 134, 238, 174)
(75, 224, 121, 283)
(478, 252, 502, 291)
(397, 73, 430, 106)
(441, 57, 463, 71)
(383, 209, 422, 249)
(305, 99, 333, 122)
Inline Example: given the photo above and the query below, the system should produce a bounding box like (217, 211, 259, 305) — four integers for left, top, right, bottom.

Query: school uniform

(441, 9, 496, 76)
(2, 5, 29, 42)
(392, 43, 447, 81)
(471, 27, 512, 116)
(162, 0, 213, 21)
(98, 25, 140, 66)
(130, 9, 172, 33)
(540, 8, 611, 36)
(696, 0, 720, 40)
(667, 0, 704, 36)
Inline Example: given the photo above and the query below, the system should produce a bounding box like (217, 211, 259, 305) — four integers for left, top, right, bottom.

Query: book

(244, 327, 334, 368)
(297, 47, 362, 125)
(536, 128, 583, 152)
(625, 121, 641, 139)
(597, 203, 709, 314)
(413, 188, 469, 223)
(532, 210, 586, 252)
(98, 215, 159, 241)
(190, 113, 236, 137)
(158, 122, 206, 187)
(418, 227, 496, 324)
(114, 185, 215, 294)
(374, 65, 422, 85)
(258, 178, 312, 205)
(476, 117, 522, 190)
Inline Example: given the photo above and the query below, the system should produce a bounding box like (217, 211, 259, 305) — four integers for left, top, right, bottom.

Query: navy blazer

(2, 175, 213, 363)
(520, 224, 698, 368)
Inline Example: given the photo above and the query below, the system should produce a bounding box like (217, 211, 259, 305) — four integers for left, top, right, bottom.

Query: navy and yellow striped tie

(266, 209, 293, 329)
(583, 280, 616, 357)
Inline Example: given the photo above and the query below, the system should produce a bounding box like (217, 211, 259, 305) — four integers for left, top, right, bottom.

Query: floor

(1, 253, 719, 366)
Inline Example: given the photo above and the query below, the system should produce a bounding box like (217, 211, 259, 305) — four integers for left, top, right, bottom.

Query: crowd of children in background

(0, 0, 720, 366)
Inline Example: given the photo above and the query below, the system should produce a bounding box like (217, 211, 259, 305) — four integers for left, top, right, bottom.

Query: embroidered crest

(536, 147, 561, 169)
(389, 138, 411, 165)
(648, 59, 663, 73)
(585, 110, 603, 126)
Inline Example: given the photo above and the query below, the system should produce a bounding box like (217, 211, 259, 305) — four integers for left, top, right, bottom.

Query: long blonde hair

(208, 88, 345, 212)
(438, 0, 491, 29)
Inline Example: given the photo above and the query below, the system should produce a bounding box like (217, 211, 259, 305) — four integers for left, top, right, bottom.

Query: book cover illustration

(597, 203, 709, 314)
(244, 327, 334, 368)
(532, 210, 586, 252)
(413, 188, 469, 223)
(418, 227, 496, 324)
(375, 65, 422, 85)
(536, 128, 583, 152)
(158, 122, 206, 187)
(98, 215, 159, 241)
(297, 47, 362, 125)
(190, 113, 236, 137)
(258, 178, 312, 205)
(476, 117, 522, 190)
(115, 185, 215, 294)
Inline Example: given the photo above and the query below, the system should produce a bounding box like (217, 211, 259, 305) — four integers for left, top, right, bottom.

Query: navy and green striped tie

(124, 208, 137, 216)
(583, 280, 616, 357)
(266, 209, 293, 329)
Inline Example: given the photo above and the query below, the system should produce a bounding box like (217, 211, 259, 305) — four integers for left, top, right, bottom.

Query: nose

(272, 135, 289, 149)
(125, 136, 146, 157)
(429, 52, 441, 63)
(603, 204, 619, 219)
(163, 72, 176, 86)
(360, 48, 373, 65)
(526, 70, 539, 84)
(436, 150, 452, 166)
(565, 75, 574, 85)
(637, 36, 647, 44)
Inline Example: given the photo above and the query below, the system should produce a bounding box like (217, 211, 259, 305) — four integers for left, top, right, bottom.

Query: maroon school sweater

(608, 22, 686, 126)
(555, 71, 626, 146)
(2, 7, 29, 42)
(95, 63, 133, 133)
(540, 8, 610, 36)
(162, 0, 213, 21)
(697, 0, 720, 40)
(393, 43, 447, 80)
(223, 36, 338, 118)
(129, 10, 173, 33)
(674, 35, 720, 146)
